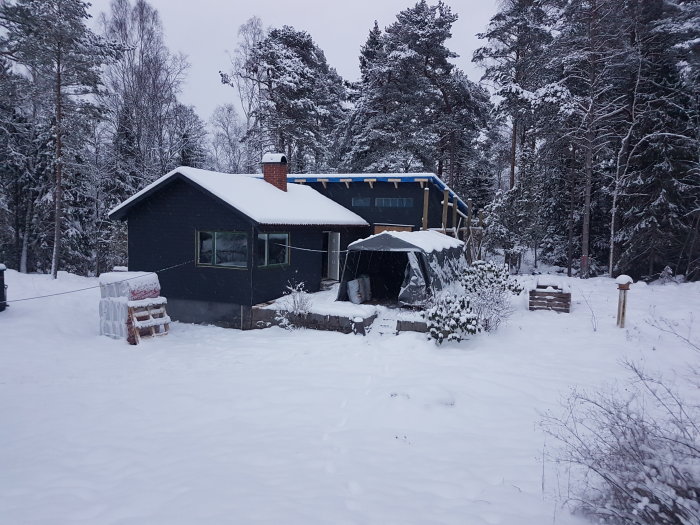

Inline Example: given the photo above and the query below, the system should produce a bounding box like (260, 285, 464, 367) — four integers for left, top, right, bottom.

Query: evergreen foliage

(0, 0, 697, 281)
(426, 292, 481, 345)
(460, 260, 522, 331)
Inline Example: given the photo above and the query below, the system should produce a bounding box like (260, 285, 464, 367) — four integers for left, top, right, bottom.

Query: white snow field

(1, 269, 698, 525)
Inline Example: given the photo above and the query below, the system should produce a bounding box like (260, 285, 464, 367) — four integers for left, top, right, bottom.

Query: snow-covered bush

(460, 260, 523, 331)
(275, 281, 311, 330)
(544, 361, 700, 525)
(425, 292, 481, 345)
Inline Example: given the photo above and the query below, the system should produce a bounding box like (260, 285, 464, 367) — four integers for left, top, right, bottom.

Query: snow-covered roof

(262, 153, 287, 164)
(109, 167, 369, 227)
(348, 230, 464, 253)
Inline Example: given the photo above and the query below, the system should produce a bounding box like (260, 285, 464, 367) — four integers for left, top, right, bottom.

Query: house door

(327, 232, 341, 281)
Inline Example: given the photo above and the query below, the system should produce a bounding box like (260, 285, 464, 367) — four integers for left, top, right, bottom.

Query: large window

(375, 197, 414, 208)
(197, 231, 248, 268)
(257, 233, 289, 267)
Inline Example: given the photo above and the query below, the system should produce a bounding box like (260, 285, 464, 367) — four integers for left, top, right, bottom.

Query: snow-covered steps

(368, 311, 398, 336)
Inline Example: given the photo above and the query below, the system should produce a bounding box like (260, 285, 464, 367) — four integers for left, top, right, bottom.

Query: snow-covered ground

(1, 269, 698, 524)
(262, 284, 424, 322)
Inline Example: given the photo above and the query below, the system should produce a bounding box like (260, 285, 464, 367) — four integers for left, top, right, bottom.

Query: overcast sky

(88, 0, 498, 120)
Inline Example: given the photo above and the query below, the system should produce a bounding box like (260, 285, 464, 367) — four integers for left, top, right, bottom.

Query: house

(109, 154, 471, 327)
(108, 154, 369, 327)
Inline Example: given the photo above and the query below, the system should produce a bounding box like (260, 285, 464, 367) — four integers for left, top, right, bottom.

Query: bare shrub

(275, 281, 311, 330)
(543, 361, 700, 524)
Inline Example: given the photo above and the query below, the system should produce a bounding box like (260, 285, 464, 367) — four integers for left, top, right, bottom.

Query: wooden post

(441, 189, 449, 233)
(451, 198, 458, 237)
(422, 187, 430, 230)
(465, 198, 473, 261)
(615, 275, 632, 328)
(617, 287, 628, 328)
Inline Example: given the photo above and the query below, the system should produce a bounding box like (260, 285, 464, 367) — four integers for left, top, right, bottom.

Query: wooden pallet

(529, 287, 571, 313)
(127, 299, 170, 345)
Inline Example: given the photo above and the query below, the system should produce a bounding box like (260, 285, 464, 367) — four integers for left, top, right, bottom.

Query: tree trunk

(20, 196, 33, 274)
(567, 146, 576, 277)
(51, 49, 63, 279)
(509, 118, 517, 189)
(581, 130, 593, 278)
(567, 190, 576, 277)
(608, 183, 618, 276)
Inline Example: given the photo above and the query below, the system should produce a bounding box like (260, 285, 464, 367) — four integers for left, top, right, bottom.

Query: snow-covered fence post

(615, 275, 633, 328)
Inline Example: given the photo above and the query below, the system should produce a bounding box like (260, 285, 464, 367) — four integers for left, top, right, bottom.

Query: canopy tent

(337, 231, 465, 307)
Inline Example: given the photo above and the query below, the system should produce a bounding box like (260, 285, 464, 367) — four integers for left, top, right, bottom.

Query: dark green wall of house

(125, 178, 369, 324)
(303, 181, 456, 230)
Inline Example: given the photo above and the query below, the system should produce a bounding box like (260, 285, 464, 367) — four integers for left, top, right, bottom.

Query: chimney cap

(262, 153, 287, 164)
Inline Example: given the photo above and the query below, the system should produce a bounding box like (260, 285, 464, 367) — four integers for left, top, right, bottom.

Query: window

(257, 233, 289, 267)
(375, 197, 414, 208)
(197, 231, 247, 268)
(352, 197, 371, 207)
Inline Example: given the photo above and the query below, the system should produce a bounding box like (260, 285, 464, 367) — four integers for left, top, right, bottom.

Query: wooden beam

(339, 178, 352, 189)
(364, 178, 376, 189)
(295, 179, 306, 184)
(422, 187, 430, 230)
(452, 198, 458, 237)
(387, 178, 400, 189)
(467, 198, 473, 228)
(441, 189, 449, 232)
(318, 178, 328, 189)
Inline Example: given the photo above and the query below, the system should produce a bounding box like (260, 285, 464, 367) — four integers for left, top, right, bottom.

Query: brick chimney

(261, 153, 288, 192)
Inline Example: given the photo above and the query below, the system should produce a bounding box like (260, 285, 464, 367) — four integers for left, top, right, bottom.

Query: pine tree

(342, 1, 489, 182)
(616, 0, 700, 278)
(243, 25, 347, 173)
(0, 0, 121, 278)
(473, 0, 553, 190)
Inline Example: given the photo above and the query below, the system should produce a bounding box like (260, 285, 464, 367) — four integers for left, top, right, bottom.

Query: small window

(352, 197, 371, 207)
(257, 233, 289, 267)
(375, 197, 414, 208)
(197, 231, 247, 268)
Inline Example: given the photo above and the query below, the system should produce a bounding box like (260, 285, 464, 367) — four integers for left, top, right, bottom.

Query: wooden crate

(528, 286, 571, 313)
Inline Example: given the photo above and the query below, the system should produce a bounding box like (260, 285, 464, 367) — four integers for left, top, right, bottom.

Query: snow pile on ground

(262, 284, 424, 322)
(1, 268, 698, 524)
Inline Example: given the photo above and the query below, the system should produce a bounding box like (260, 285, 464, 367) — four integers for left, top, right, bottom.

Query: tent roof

(108, 167, 368, 226)
(348, 230, 464, 253)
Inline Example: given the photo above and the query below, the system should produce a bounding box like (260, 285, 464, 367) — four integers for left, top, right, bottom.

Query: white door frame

(327, 231, 341, 281)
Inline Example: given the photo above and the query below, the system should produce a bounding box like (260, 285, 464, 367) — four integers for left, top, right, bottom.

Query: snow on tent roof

(109, 167, 368, 226)
(348, 230, 464, 253)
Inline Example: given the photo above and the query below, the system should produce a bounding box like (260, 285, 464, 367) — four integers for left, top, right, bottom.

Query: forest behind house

(0, 0, 698, 280)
